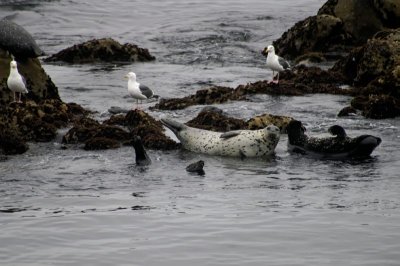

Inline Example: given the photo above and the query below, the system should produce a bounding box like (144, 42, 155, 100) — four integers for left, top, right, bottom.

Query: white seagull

(264, 45, 290, 84)
(124, 72, 154, 109)
(7, 60, 28, 103)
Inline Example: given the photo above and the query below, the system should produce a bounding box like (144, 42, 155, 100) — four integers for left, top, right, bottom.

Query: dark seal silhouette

(0, 18, 44, 59)
(186, 160, 205, 175)
(286, 120, 381, 159)
(132, 136, 151, 166)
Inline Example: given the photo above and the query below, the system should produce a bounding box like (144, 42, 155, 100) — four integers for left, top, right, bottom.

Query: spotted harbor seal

(0, 18, 44, 59)
(286, 120, 382, 159)
(161, 118, 280, 158)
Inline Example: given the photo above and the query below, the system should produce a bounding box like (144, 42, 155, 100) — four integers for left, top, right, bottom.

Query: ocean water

(1, 1, 400, 265)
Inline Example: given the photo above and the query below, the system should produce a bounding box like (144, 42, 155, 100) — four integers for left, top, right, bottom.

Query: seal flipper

(220, 130, 241, 139)
(161, 118, 187, 135)
(132, 136, 151, 166)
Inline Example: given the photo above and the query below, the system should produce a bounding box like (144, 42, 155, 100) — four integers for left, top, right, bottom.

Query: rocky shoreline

(1, 0, 399, 155)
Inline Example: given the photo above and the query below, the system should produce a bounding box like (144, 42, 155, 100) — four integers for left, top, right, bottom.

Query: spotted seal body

(0, 18, 44, 59)
(161, 118, 280, 157)
(286, 120, 381, 159)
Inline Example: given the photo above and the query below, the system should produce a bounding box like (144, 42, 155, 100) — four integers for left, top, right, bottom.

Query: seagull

(263, 45, 290, 84)
(7, 60, 28, 103)
(124, 72, 154, 109)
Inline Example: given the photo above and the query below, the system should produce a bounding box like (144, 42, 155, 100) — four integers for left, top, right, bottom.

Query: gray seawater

(1, 1, 400, 265)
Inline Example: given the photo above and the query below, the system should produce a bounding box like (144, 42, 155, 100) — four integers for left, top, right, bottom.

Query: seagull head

(262, 45, 275, 56)
(266, 45, 275, 53)
(124, 72, 136, 81)
(10, 60, 18, 70)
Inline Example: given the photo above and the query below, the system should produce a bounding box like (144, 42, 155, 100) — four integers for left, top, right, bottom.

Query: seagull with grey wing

(124, 72, 155, 109)
(263, 45, 290, 84)
(7, 59, 28, 103)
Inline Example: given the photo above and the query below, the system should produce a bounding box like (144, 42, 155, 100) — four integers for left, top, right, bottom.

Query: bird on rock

(7, 59, 28, 103)
(263, 45, 290, 84)
(124, 72, 154, 109)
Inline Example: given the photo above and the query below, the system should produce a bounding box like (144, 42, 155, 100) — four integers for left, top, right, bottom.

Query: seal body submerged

(161, 118, 280, 158)
(286, 120, 381, 159)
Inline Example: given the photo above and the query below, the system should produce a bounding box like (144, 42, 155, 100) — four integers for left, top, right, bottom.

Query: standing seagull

(124, 72, 154, 109)
(7, 60, 28, 103)
(263, 45, 290, 84)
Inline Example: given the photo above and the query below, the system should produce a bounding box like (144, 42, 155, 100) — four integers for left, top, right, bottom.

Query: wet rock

(153, 66, 349, 111)
(273, 0, 400, 60)
(337, 106, 357, 117)
(186, 108, 246, 132)
(62, 118, 130, 145)
(152, 86, 244, 110)
(272, 14, 351, 60)
(0, 100, 87, 153)
(360, 95, 400, 119)
(1, 49, 60, 104)
(84, 137, 120, 150)
(333, 29, 400, 87)
(45, 38, 155, 64)
(0, 127, 28, 155)
(247, 113, 294, 133)
(103, 114, 126, 126)
(108, 106, 130, 114)
(319, 0, 384, 44)
(125, 109, 178, 150)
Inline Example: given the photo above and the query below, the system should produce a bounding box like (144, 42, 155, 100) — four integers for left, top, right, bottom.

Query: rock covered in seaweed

(45, 38, 155, 64)
(0, 100, 88, 155)
(272, 0, 400, 60)
(152, 66, 349, 111)
(185, 107, 247, 132)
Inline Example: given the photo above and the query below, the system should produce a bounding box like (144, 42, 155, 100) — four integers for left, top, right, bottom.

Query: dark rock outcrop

(1, 49, 60, 104)
(272, 0, 400, 60)
(153, 66, 350, 111)
(186, 107, 247, 132)
(0, 100, 88, 154)
(45, 38, 155, 64)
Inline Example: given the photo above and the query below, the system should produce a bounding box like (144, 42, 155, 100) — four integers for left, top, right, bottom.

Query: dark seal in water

(0, 18, 44, 59)
(286, 120, 382, 160)
(132, 136, 151, 166)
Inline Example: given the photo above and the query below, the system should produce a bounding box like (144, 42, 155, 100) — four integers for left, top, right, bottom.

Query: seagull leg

(18, 92, 22, 103)
(269, 71, 275, 83)
(13, 92, 16, 103)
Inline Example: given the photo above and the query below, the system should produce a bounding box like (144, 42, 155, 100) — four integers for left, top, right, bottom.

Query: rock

(333, 29, 400, 87)
(186, 108, 247, 132)
(272, 14, 351, 60)
(373, 0, 400, 28)
(45, 38, 155, 64)
(337, 106, 357, 117)
(152, 86, 243, 110)
(125, 109, 178, 150)
(103, 114, 126, 126)
(0, 127, 29, 155)
(273, 0, 400, 60)
(153, 66, 349, 111)
(362, 95, 400, 119)
(247, 113, 294, 133)
(0, 49, 60, 104)
(84, 137, 120, 150)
